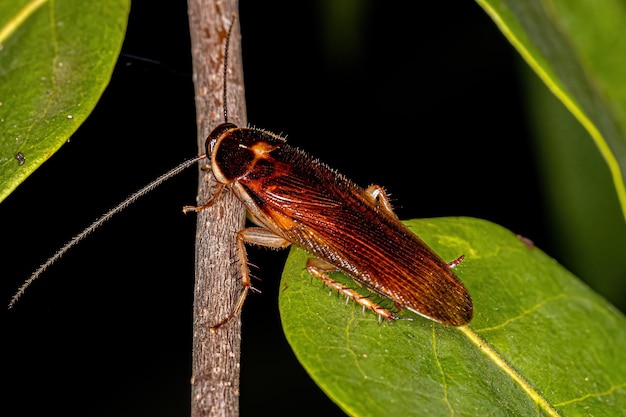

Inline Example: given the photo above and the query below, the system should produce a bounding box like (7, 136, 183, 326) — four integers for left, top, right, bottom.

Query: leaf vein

(476, 294, 567, 332)
(432, 325, 454, 417)
(458, 326, 561, 417)
(553, 381, 626, 408)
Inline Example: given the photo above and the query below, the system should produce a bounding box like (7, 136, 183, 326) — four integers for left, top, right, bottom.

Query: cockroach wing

(232, 128, 473, 326)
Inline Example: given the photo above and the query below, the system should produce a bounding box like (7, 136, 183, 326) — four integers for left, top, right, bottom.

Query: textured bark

(187, 1, 246, 416)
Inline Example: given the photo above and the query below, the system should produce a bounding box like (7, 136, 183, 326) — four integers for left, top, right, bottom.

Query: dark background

(2, 1, 559, 416)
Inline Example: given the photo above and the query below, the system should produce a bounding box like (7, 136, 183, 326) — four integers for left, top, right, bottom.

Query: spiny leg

(364, 185, 396, 216)
(209, 227, 291, 332)
(306, 257, 397, 323)
(366, 185, 466, 271)
(182, 183, 225, 213)
(448, 254, 465, 268)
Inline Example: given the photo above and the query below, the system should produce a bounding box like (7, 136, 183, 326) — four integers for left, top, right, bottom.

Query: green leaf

(522, 64, 626, 308)
(0, 0, 130, 202)
(279, 217, 626, 416)
(475, 0, 626, 221)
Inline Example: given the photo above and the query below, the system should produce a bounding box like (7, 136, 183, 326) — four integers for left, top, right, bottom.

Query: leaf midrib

(458, 326, 560, 416)
(0, 0, 48, 44)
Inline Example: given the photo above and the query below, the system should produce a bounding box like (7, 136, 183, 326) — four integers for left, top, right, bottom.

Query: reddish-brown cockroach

(186, 123, 473, 329)
(9, 17, 473, 330)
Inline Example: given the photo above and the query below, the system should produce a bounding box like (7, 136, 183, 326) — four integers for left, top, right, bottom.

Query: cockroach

(9, 17, 473, 330)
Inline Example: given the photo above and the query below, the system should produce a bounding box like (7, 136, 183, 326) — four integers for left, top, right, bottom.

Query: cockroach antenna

(222, 14, 236, 123)
(8, 154, 205, 309)
(9, 15, 238, 309)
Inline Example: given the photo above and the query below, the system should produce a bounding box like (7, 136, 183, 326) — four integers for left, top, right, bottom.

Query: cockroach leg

(306, 257, 397, 323)
(364, 185, 398, 219)
(209, 288, 249, 333)
(210, 227, 291, 332)
(236, 227, 291, 295)
(182, 182, 225, 213)
(448, 254, 465, 269)
(237, 227, 293, 249)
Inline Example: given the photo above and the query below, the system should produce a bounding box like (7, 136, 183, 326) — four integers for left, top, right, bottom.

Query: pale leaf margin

(475, 0, 626, 221)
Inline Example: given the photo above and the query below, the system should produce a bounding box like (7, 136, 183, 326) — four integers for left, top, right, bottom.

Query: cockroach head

(206, 122, 238, 156)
